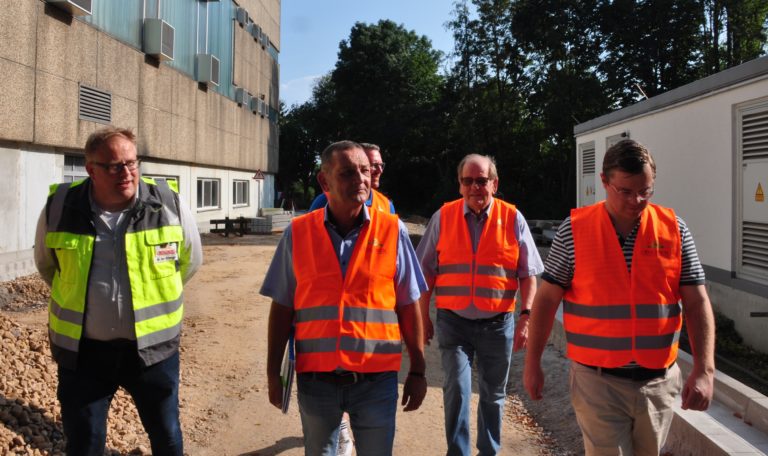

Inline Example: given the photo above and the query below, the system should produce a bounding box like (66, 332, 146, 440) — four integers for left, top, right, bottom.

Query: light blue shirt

(416, 198, 544, 319)
(260, 205, 427, 308)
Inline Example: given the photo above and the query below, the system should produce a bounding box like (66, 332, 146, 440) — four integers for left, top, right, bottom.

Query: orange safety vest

(564, 202, 682, 369)
(291, 208, 401, 373)
(435, 199, 520, 312)
(370, 189, 392, 214)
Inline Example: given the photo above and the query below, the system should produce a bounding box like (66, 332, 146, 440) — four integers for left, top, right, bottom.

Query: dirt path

(1, 233, 581, 455)
(179, 237, 556, 455)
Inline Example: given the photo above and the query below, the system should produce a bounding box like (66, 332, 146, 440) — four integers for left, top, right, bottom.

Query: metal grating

(742, 110, 768, 160)
(582, 145, 595, 174)
(161, 21, 174, 60)
(742, 222, 768, 271)
(78, 84, 111, 124)
(211, 56, 220, 86)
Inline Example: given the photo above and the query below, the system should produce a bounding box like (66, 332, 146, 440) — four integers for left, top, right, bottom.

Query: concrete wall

(574, 66, 768, 351)
(0, 0, 282, 281)
(0, 0, 279, 174)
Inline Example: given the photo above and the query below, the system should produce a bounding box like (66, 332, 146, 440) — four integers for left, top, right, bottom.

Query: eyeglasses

(608, 183, 654, 201)
(460, 177, 492, 187)
(90, 159, 141, 175)
(371, 162, 386, 171)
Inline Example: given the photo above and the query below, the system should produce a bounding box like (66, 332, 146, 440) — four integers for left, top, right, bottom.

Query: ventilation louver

(144, 19, 174, 61)
(78, 84, 111, 124)
(196, 54, 220, 86)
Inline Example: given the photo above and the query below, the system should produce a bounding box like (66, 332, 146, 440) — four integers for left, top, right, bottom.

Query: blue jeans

(297, 371, 398, 456)
(57, 339, 183, 456)
(436, 309, 515, 456)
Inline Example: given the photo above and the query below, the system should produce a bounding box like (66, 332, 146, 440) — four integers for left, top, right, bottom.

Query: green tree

(599, 0, 705, 106)
(510, 0, 611, 216)
(321, 20, 447, 213)
(702, 0, 768, 73)
(277, 102, 323, 209)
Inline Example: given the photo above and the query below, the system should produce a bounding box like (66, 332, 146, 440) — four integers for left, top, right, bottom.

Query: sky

(279, 1, 459, 108)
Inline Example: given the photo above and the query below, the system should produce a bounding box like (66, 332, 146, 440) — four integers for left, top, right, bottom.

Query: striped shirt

(542, 215, 706, 289)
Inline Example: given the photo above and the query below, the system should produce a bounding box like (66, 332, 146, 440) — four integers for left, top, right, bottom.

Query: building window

(144, 174, 180, 191)
(233, 180, 249, 206)
(197, 178, 220, 210)
(63, 155, 89, 182)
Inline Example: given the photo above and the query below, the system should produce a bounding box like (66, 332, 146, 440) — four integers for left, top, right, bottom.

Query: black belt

(302, 371, 387, 386)
(446, 309, 507, 323)
(580, 363, 668, 381)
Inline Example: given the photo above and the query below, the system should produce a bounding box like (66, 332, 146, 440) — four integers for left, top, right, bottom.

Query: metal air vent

(46, 0, 92, 16)
(250, 23, 261, 41)
(235, 88, 250, 106)
(260, 31, 269, 49)
(196, 54, 220, 86)
(742, 110, 768, 160)
(78, 84, 111, 124)
(249, 97, 259, 114)
(582, 145, 595, 174)
(143, 19, 174, 61)
(236, 8, 249, 27)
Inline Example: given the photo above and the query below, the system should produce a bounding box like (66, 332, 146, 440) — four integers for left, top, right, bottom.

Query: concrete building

(0, 0, 280, 281)
(574, 56, 768, 352)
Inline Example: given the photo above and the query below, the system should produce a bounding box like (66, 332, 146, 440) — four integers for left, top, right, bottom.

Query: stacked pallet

(250, 208, 293, 233)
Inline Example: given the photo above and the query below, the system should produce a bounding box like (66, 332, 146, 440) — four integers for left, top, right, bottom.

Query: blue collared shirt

(260, 205, 427, 308)
(416, 198, 544, 319)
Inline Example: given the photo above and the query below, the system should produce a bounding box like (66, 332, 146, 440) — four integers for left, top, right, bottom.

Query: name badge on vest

(155, 243, 179, 263)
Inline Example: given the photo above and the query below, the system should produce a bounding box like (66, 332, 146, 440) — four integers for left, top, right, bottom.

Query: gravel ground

(0, 275, 151, 455)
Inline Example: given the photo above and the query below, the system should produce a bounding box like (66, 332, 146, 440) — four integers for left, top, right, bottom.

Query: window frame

(196, 177, 221, 211)
(232, 179, 249, 207)
(63, 155, 89, 183)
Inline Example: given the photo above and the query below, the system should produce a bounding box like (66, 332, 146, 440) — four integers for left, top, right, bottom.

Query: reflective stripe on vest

(291, 208, 401, 373)
(563, 202, 682, 369)
(434, 199, 519, 312)
(44, 177, 185, 367)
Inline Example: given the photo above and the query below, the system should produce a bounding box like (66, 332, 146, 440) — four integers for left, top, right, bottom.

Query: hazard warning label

(757, 182, 765, 202)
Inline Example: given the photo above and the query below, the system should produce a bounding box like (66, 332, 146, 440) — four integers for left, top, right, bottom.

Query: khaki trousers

(569, 361, 682, 456)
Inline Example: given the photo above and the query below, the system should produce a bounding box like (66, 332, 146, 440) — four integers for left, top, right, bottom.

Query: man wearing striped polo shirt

(524, 139, 715, 455)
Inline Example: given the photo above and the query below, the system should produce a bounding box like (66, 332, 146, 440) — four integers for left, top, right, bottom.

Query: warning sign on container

(757, 182, 765, 202)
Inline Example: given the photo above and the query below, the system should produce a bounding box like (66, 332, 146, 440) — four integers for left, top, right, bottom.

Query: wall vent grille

(742, 222, 768, 271)
(78, 84, 111, 124)
(742, 110, 768, 160)
(582, 145, 595, 174)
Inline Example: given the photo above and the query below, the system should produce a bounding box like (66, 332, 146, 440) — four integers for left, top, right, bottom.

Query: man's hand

(523, 360, 545, 400)
(681, 368, 714, 411)
(401, 374, 427, 411)
(513, 315, 529, 352)
(267, 373, 283, 410)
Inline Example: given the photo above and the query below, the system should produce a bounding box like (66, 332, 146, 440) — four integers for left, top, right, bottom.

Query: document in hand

(280, 331, 295, 414)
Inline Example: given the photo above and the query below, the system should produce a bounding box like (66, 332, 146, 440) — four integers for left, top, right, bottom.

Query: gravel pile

(0, 275, 150, 455)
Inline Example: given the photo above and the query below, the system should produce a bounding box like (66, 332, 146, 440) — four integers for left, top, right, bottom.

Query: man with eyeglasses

(34, 126, 202, 455)
(309, 143, 395, 214)
(416, 154, 542, 455)
(524, 139, 715, 455)
(263, 140, 427, 455)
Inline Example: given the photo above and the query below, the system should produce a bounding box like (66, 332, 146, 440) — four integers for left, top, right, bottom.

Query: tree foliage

(278, 0, 768, 218)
